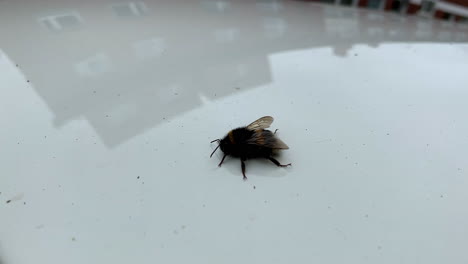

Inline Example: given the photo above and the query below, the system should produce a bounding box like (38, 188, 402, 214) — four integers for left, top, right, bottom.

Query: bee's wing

(272, 137, 289, 149)
(247, 130, 289, 149)
(246, 116, 274, 130)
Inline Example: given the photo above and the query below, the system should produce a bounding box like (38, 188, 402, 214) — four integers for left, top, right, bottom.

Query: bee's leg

(274, 129, 278, 134)
(241, 158, 247, 180)
(268, 157, 291, 167)
(218, 154, 227, 167)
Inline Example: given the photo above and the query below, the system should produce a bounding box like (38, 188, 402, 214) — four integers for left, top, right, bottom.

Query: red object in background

(407, 3, 421, 15)
(303, 0, 467, 21)
(445, 0, 468, 7)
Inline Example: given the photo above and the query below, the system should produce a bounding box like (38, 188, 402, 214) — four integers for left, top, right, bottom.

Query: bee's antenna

(210, 144, 220, 158)
(210, 139, 220, 143)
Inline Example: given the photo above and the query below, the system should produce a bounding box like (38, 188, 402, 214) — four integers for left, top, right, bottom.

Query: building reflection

(0, 0, 466, 147)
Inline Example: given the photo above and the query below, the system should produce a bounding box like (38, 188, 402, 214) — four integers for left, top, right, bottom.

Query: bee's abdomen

(227, 128, 272, 158)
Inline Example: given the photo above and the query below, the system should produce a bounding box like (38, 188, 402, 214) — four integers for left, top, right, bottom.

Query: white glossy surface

(1, 1, 468, 263)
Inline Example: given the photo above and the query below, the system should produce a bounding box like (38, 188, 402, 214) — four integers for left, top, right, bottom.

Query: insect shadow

(213, 151, 290, 179)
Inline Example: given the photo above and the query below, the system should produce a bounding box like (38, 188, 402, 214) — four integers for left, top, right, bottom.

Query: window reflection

(111, 2, 148, 17)
(39, 11, 83, 32)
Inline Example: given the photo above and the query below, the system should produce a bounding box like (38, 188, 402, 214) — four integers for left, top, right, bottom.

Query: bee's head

(210, 133, 233, 158)
(219, 136, 232, 154)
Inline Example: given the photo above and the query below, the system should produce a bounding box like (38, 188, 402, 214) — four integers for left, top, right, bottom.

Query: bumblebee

(210, 116, 291, 180)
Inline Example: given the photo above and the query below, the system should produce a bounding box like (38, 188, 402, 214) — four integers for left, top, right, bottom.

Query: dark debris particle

(23, 202, 26, 205)
(6, 200, 11, 204)
(27, 80, 30, 83)
(235, 87, 240, 90)
(137, 176, 140, 179)
(440, 195, 444, 198)
(16, 64, 19, 67)
(72, 237, 76, 241)
(386, 133, 390, 136)
(253, 186, 256, 189)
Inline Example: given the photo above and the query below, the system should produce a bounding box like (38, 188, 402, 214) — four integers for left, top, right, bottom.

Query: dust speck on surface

(137, 176, 140, 179)
(235, 87, 240, 90)
(181, 225, 186, 230)
(72, 237, 76, 241)
(253, 185, 256, 190)
(386, 133, 390, 136)
(27, 80, 30, 83)
(377, 246, 382, 250)
(440, 195, 444, 198)
(23, 202, 26, 205)
(365, 214, 369, 218)
(6, 200, 11, 204)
